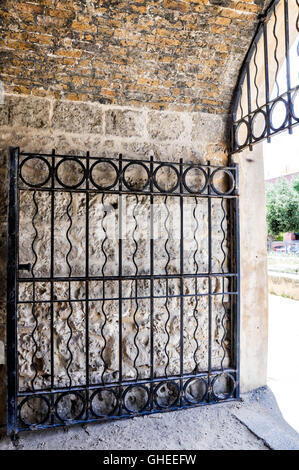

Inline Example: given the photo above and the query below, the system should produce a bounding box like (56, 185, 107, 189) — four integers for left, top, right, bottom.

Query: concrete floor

(267, 294, 299, 433)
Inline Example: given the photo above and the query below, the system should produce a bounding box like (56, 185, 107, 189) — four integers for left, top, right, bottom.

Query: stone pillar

(233, 143, 268, 392)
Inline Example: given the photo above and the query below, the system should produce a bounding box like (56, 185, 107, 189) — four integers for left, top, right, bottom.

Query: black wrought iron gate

(7, 147, 240, 435)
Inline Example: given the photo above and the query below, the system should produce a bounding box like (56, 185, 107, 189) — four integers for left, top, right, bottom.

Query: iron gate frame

(6, 146, 240, 436)
(230, 0, 299, 154)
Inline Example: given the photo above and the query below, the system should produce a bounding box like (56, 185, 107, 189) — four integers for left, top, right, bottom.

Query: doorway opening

(230, 0, 299, 432)
(264, 37, 299, 431)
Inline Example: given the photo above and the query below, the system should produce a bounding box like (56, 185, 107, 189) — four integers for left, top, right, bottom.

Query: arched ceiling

(0, 0, 272, 113)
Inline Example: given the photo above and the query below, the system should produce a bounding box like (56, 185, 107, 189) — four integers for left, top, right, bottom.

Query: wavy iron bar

(66, 192, 74, 388)
(30, 191, 39, 391)
(163, 196, 171, 378)
(132, 194, 140, 381)
(273, 4, 280, 98)
(220, 198, 228, 371)
(192, 197, 200, 374)
(100, 193, 108, 384)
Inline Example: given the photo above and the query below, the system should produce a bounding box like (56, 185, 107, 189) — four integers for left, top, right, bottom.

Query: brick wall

(0, 0, 267, 113)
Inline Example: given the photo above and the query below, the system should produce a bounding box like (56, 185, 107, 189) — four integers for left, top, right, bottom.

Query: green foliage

(293, 176, 299, 193)
(265, 177, 299, 236)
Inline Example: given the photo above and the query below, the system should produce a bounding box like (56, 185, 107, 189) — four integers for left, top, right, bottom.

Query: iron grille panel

(6, 147, 240, 435)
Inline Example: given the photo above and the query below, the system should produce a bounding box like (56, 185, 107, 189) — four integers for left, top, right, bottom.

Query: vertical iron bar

(150, 156, 154, 409)
(263, 21, 271, 143)
(85, 151, 90, 417)
(207, 162, 212, 401)
(284, 0, 293, 134)
(234, 164, 240, 398)
(118, 154, 123, 395)
(50, 149, 55, 424)
(246, 63, 253, 150)
(6, 147, 19, 436)
(179, 158, 184, 405)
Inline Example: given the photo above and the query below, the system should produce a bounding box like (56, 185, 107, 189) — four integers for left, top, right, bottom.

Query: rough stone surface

(52, 101, 103, 133)
(105, 110, 145, 138)
(147, 112, 187, 141)
(8, 96, 51, 129)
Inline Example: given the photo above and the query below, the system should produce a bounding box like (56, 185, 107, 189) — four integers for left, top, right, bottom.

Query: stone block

(9, 96, 51, 129)
(192, 112, 226, 144)
(0, 104, 9, 126)
(147, 112, 186, 141)
(52, 101, 103, 134)
(105, 109, 144, 138)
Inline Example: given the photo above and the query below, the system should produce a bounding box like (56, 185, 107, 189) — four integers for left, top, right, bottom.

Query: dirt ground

(1, 386, 298, 451)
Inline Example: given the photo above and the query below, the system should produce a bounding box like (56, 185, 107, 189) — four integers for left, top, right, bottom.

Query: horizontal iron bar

(231, 119, 299, 155)
(17, 186, 239, 199)
(19, 151, 237, 170)
(17, 291, 238, 304)
(17, 272, 237, 282)
(17, 368, 237, 397)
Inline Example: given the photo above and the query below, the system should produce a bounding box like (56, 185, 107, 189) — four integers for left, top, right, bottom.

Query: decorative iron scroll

(231, 0, 299, 153)
(7, 147, 240, 435)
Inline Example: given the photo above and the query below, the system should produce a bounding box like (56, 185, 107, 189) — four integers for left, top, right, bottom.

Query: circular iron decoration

(19, 156, 51, 188)
(89, 160, 119, 190)
(251, 110, 267, 140)
(291, 89, 299, 120)
(55, 158, 86, 189)
(183, 377, 208, 405)
(55, 392, 85, 422)
(182, 166, 208, 194)
(90, 389, 119, 418)
(122, 385, 150, 414)
(235, 119, 249, 149)
(269, 98, 288, 131)
(211, 373, 236, 401)
(210, 168, 235, 196)
(154, 381, 180, 409)
(153, 163, 180, 193)
(122, 162, 150, 191)
(19, 395, 50, 427)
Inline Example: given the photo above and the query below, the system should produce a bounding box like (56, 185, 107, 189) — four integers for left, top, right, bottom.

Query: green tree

(293, 175, 299, 193)
(265, 177, 299, 236)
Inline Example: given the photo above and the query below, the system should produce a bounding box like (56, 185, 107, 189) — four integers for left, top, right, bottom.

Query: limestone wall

(0, 93, 233, 425)
(269, 272, 299, 301)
